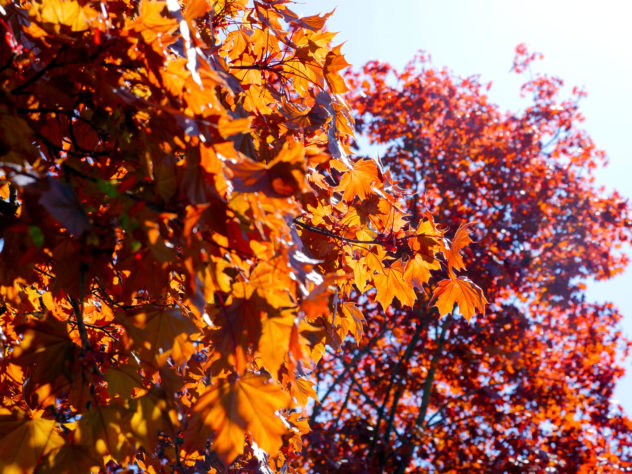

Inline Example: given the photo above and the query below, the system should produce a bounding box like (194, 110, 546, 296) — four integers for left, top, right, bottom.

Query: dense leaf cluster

(0, 1, 629, 473)
(0, 0, 486, 472)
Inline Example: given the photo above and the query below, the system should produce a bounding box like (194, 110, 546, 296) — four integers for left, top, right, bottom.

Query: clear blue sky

(298, 0, 632, 414)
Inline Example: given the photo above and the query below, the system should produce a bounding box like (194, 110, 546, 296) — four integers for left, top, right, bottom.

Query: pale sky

(298, 0, 632, 414)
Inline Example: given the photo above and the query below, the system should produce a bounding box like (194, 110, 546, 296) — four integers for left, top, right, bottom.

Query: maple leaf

(336, 159, 379, 202)
(74, 404, 135, 462)
(35, 444, 101, 474)
(433, 276, 487, 321)
(39, 178, 91, 236)
(183, 0, 213, 22)
(218, 117, 252, 139)
(229, 141, 306, 197)
(124, 307, 199, 365)
(11, 318, 79, 406)
(410, 218, 444, 257)
(446, 222, 476, 276)
(300, 281, 333, 322)
(258, 311, 294, 379)
(209, 295, 265, 374)
(373, 266, 417, 310)
(105, 361, 148, 401)
(186, 374, 291, 467)
(128, 389, 178, 452)
(133, 0, 178, 43)
(0, 410, 64, 473)
(292, 378, 318, 406)
(324, 45, 351, 93)
(339, 302, 365, 343)
(348, 258, 370, 293)
(31, 0, 94, 33)
(404, 253, 439, 289)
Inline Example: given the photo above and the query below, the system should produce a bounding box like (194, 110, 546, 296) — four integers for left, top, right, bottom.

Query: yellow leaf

(433, 276, 487, 321)
(364, 247, 387, 274)
(126, 307, 199, 364)
(41, 291, 55, 312)
(348, 259, 370, 293)
(339, 302, 365, 343)
(75, 404, 135, 462)
(0, 411, 64, 474)
(403, 253, 439, 289)
(105, 361, 148, 401)
(134, 0, 178, 43)
(166, 332, 196, 366)
(129, 390, 178, 452)
(36, 0, 92, 32)
(0, 181, 9, 200)
(183, 0, 212, 22)
(292, 378, 317, 406)
(324, 45, 350, 94)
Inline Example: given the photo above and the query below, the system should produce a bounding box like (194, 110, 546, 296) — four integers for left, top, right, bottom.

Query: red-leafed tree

(305, 47, 632, 473)
(0, 1, 485, 473)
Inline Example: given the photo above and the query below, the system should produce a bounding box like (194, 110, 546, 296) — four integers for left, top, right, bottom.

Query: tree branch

(394, 314, 450, 474)
(66, 263, 91, 350)
(11, 44, 68, 95)
(310, 326, 388, 424)
(368, 306, 427, 461)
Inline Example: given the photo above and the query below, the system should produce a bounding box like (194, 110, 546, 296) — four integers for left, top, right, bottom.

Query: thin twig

(293, 216, 442, 247)
(310, 326, 387, 423)
(11, 44, 68, 95)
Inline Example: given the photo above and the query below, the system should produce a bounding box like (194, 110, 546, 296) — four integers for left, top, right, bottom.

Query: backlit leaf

(0, 411, 64, 474)
(433, 276, 487, 321)
(374, 267, 417, 310)
(446, 222, 476, 275)
(187, 374, 291, 466)
(336, 159, 379, 202)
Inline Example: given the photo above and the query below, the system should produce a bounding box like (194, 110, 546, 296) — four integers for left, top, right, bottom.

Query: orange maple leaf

(186, 374, 291, 466)
(433, 276, 487, 321)
(374, 267, 417, 310)
(336, 159, 379, 202)
(258, 311, 295, 379)
(446, 222, 476, 276)
(324, 45, 351, 93)
(404, 253, 440, 289)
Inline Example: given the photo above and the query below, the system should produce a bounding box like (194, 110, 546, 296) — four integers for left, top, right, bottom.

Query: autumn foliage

(305, 49, 632, 472)
(0, 0, 489, 472)
(0, 0, 630, 472)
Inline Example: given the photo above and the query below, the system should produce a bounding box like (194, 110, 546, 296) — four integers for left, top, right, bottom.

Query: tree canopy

(306, 48, 632, 472)
(0, 1, 630, 473)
